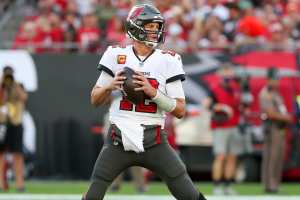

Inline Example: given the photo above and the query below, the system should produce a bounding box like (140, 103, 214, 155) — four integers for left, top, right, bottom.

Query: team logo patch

(117, 55, 126, 64)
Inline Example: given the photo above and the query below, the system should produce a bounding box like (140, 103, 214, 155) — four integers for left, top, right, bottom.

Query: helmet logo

(128, 7, 144, 20)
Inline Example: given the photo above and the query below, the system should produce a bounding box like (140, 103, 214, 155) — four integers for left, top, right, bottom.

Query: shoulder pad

(110, 44, 127, 49)
(160, 50, 181, 60)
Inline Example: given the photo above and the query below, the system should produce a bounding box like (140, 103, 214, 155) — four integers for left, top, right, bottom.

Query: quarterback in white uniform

(97, 45, 185, 128)
(83, 4, 207, 200)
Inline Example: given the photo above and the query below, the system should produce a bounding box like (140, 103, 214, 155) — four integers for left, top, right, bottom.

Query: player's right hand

(107, 70, 126, 91)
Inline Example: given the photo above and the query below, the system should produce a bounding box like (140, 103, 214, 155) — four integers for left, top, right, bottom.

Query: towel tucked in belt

(113, 120, 145, 153)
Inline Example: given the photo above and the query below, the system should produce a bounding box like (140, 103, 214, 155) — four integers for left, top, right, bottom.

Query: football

(122, 67, 145, 105)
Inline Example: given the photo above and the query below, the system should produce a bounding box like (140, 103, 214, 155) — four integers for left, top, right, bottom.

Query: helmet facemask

(126, 19, 165, 48)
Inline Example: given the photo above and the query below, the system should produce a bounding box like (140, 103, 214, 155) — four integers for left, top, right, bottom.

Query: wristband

(152, 90, 177, 112)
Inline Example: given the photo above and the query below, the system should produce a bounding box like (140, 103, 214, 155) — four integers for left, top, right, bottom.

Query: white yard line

(0, 194, 299, 200)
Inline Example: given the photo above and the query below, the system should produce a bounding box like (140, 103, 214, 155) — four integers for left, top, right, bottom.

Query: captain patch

(117, 55, 126, 64)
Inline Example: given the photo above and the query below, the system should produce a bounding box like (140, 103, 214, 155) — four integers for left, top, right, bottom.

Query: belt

(108, 124, 164, 149)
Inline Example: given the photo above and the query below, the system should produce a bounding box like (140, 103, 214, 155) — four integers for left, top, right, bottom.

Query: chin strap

(144, 40, 158, 48)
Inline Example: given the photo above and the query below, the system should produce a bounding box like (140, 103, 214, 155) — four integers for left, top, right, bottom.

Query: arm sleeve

(165, 54, 185, 84)
(96, 71, 114, 87)
(97, 46, 115, 77)
(166, 80, 185, 99)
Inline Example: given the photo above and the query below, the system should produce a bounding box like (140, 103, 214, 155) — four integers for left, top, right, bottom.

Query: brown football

(122, 67, 145, 105)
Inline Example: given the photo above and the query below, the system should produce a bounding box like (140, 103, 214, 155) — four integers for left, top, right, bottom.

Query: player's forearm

(170, 99, 186, 119)
(151, 89, 186, 119)
(90, 86, 112, 106)
(265, 110, 291, 123)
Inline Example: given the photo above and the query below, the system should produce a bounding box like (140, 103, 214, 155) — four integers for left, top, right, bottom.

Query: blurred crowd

(11, 0, 300, 54)
(0, 0, 15, 16)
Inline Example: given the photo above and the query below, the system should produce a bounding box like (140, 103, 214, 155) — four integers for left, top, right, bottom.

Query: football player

(83, 4, 207, 200)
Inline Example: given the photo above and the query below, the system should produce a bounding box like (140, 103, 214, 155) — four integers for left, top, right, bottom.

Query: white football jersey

(97, 45, 185, 127)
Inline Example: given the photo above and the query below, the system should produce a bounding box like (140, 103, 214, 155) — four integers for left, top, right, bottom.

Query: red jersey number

(119, 98, 133, 111)
(119, 78, 159, 113)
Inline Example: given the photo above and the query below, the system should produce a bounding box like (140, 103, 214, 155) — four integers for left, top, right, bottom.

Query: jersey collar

(132, 46, 155, 66)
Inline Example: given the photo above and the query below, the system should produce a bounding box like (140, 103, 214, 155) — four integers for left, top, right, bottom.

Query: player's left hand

(133, 71, 156, 98)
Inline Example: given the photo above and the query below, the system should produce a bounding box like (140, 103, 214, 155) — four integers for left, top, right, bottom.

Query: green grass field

(0, 181, 300, 200)
(1, 180, 300, 195)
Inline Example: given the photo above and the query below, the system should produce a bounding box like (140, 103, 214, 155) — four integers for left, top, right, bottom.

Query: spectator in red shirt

(48, 12, 64, 52)
(237, 15, 267, 38)
(34, 16, 52, 52)
(13, 21, 43, 53)
(236, 0, 268, 42)
(203, 63, 242, 195)
(30, 13, 63, 53)
(76, 14, 101, 52)
(106, 17, 127, 46)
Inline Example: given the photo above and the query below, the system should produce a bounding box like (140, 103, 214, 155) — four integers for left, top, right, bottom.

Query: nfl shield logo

(117, 55, 126, 64)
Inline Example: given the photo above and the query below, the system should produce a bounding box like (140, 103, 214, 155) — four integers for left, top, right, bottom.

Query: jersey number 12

(119, 78, 159, 113)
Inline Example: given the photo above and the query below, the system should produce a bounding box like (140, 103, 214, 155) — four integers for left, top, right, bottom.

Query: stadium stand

(0, 0, 299, 53)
